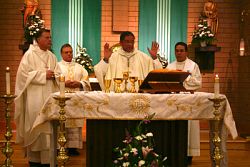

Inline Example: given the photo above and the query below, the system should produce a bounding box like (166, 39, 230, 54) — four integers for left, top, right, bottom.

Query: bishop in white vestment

(15, 29, 61, 165)
(94, 31, 162, 91)
(167, 42, 202, 158)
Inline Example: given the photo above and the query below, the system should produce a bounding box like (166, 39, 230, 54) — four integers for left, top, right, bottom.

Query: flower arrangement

(112, 114, 167, 167)
(192, 17, 216, 46)
(24, 15, 45, 44)
(74, 44, 94, 74)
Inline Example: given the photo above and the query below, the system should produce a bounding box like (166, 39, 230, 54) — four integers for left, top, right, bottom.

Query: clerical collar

(117, 48, 137, 58)
(176, 58, 187, 65)
(61, 60, 73, 65)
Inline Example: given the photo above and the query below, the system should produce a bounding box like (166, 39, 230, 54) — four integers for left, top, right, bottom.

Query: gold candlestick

(0, 94, 16, 167)
(53, 95, 71, 167)
(129, 77, 138, 93)
(208, 96, 225, 167)
(114, 78, 123, 93)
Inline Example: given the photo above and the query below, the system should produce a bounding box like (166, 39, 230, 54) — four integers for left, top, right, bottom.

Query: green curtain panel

(138, 0, 157, 54)
(170, 0, 188, 62)
(51, 0, 69, 60)
(139, 0, 188, 63)
(52, 0, 101, 64)
(82, 0, 101, 65)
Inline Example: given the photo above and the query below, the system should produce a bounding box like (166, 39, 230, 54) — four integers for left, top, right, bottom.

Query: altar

(31, 91, 238, 167)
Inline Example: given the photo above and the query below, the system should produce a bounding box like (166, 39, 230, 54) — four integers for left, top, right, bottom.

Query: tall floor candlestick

(0, 94, 16, 167)
(53, 95, 71, 167)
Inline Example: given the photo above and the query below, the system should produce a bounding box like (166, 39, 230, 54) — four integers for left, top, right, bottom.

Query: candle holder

(0, 94, 17, 167)
(53, 95, 71, 167)
(208, 96, 225, 167)
(129, 77, 138, 93)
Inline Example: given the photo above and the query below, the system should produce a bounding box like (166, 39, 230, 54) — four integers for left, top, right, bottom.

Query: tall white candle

(214, 74, 220, 98)
(59, 74, 65, 97)
(6, 67, 10, 95)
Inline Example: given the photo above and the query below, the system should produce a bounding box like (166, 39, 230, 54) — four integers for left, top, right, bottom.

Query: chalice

(123, 71, 129, 93)
(129, 76, 138, 93)
(114, 78, 123, 93)
(104, 79, 111, 93)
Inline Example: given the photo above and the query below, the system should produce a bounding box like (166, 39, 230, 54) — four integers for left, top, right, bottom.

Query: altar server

(58, 43, 90, 155)
(15, 29, 60, 166)
(167, 42, 202, 164)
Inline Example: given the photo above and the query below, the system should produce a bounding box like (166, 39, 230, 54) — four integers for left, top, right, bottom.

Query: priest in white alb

(167, 42, 202, 164)
(94, 31, 162, 91)
(15, 29, 61, 166)
(58, 43, 90, 155)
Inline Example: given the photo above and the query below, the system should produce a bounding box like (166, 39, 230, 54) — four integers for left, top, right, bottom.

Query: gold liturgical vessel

(114, 78, 123, 93)
(123, 71, 129, 92)
(104, 79, 111, 93)
(129, 76, 138, 93)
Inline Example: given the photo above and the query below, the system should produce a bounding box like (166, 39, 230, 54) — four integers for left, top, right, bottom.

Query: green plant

(24, 15, 45, 44)
(192, 17, 216, 45)
(112, 114, 167, 167)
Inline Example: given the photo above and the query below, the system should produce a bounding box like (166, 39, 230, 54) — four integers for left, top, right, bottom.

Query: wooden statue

(203, 0, 219, 35)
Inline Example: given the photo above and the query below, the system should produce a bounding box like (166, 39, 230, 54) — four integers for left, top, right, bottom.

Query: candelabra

(208, 96, 225, 167)
(53, 96, 71, 167)
(0, 94, 16, 167)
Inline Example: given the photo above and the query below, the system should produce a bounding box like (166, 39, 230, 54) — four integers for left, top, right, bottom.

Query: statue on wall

(21, 0, 40, 27)
(202, 0, 219, 35)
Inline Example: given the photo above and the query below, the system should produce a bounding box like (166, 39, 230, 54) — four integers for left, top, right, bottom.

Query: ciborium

(114, 78, 123, 93)
(129, 76, 138, 93)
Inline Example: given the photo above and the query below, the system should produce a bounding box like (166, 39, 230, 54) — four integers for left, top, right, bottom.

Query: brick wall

(0, 0, 51, 126)
(0, 0, 244, 132)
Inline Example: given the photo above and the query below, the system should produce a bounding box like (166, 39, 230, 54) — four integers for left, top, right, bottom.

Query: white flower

(122, 162, 130, 167)
(146, 132, 153, 137)
(138, 160, 145, 166)
(130, 148, 138, 155)
(135, 135, 143, 140)
(123, 153, 129, 157)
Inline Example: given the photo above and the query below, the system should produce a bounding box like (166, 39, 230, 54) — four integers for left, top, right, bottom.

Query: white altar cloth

(32, 91, 237, 139)
(30, 91, 237, 167)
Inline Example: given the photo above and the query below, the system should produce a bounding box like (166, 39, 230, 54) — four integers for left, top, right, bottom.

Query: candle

(6, 67, 10, 95)
(59, 74, 65, 97)
(214, 74, 220, 98)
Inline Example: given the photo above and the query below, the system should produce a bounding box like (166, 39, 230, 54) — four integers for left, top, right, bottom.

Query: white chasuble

(15, 44, 61, 163)
(94, 48, 162, 91)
